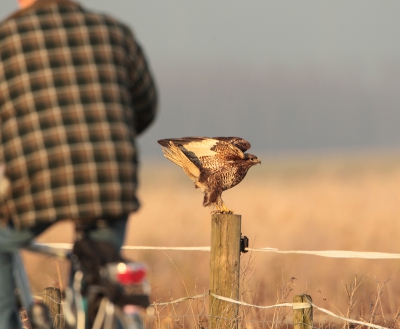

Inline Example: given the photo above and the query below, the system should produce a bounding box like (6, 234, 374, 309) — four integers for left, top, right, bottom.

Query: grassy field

(23, 150, 400, 326)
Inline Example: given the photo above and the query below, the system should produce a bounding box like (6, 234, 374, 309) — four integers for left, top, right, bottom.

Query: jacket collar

(4, 0, 81, 22)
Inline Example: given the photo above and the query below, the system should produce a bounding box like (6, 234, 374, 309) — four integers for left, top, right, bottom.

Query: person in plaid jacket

(0, 0, 158, 327)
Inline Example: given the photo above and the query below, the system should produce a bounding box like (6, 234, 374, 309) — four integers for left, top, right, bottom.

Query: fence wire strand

(40, 243, 400, 260)
(148, 292, 392, 329)
(27, 290, 393, 329)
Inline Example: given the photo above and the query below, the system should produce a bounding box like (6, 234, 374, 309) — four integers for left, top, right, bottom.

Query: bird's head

(244, 154, 261, 165)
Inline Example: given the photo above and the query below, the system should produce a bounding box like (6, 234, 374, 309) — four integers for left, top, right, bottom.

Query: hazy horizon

(2, 1, 400, 158)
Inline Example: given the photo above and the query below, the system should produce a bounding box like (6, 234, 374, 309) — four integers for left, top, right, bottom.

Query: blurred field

(24, 150, 400, 324)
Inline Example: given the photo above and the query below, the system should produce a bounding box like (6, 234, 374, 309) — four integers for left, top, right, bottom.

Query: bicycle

(13, 222, 151, 329)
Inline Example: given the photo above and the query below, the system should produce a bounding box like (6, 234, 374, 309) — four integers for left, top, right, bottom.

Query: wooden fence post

(293, 294, 313, 329)
(42, 287, 63, 329)
(209, 213, 241, 329)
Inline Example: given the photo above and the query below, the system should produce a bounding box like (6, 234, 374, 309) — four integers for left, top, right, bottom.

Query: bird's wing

(213, 137, 251, 152)
(159, 137, 218, 158)
(158, 141, 200, 182)
(158, 137, 246, 162)
(209, 139, 246, 160)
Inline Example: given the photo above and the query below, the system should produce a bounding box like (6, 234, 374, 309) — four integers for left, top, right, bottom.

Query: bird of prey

(157, 137, 261, 213)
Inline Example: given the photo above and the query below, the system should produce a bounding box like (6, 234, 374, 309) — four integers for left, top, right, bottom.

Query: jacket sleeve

(125, 29, 158, 135)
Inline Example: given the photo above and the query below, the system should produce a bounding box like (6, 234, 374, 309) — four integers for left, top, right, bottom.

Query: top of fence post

(209, 213, 242, 329)
(293, 294, 313, 329)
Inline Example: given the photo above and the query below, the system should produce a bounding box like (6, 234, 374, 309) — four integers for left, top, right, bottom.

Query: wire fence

(42, 243, 400, 259)
(24, 243, 400, 329)
(142, 292, 391, 329)
(24, 292, 393, 329)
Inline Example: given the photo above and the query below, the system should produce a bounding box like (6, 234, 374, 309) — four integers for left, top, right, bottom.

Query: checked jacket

(0, 0, 157, 228)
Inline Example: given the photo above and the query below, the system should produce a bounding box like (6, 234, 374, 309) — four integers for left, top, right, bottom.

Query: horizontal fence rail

(151, 293, 390, 329)
(38, 243, 400, 259)
(33, 290, 391, 329)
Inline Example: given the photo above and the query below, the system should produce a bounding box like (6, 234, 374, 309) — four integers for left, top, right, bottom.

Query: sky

(2, 1, 400, 158)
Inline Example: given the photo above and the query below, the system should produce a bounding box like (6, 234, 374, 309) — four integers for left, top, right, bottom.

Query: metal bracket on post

(240, 234, 249, 253)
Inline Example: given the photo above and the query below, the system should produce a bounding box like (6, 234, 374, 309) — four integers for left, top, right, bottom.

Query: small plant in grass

(269, 275, 296, 329)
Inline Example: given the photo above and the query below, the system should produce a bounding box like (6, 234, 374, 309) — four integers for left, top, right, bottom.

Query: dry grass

(23, 150, 400, 326)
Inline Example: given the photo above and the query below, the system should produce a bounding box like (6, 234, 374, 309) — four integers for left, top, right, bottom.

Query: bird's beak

(256, 159, 261, 164)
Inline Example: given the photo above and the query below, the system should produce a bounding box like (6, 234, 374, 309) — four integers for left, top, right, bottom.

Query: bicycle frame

(12, 250, 35, 314)
(13, 243, 69, 328)
(14, 242, 148, 329)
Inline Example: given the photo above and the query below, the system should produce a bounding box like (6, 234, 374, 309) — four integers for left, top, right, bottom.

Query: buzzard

(157, 137, 261, 213)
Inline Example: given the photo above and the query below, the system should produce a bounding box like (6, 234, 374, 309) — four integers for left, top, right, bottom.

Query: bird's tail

(161, 142, 201, 182)
(160, 142, 185, 168)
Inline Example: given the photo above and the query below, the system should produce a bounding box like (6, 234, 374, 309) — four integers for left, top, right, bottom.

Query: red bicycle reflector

(115, 263, 146, 285)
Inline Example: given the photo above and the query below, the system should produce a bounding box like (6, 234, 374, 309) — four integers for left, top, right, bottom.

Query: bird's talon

(211, 209, 234, 214)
